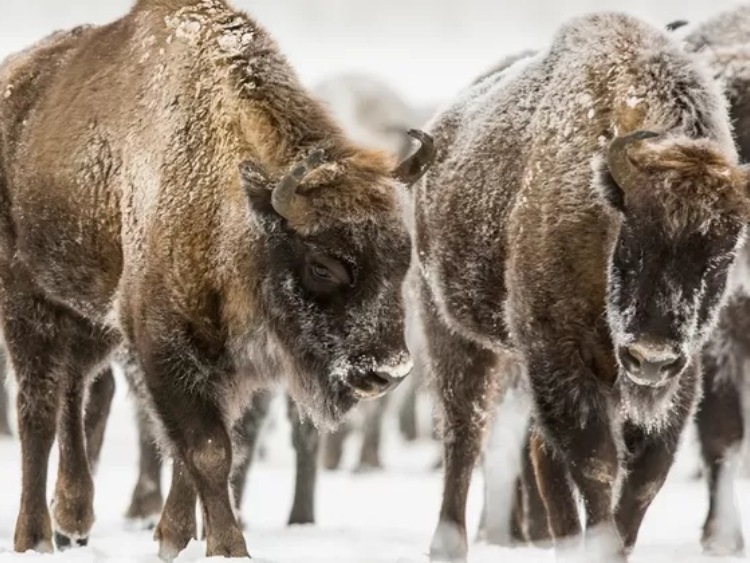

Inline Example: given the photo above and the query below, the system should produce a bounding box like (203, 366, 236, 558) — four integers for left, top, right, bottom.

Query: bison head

(595, 131, 750, 393)
(240, 130, 434, 427)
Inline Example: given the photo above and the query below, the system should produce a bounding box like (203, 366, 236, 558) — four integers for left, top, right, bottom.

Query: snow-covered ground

(0, 372, 748, 563)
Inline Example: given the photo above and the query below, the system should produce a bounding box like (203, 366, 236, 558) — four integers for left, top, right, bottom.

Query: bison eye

(311, 263, 333, 281)
(303, 252, 352, 294)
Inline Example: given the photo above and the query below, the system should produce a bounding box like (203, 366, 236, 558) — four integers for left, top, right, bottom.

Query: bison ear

(592, 155, 625, 212)
(239, 159, 276, 218)
(392, 129, 436, 187)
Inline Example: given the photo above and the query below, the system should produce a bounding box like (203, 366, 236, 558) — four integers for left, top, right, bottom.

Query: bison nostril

(657, 355, 685, 377)
(369, 372, 392, 389)
(619, 347, 642, 373)
(347, 370, 402, 400)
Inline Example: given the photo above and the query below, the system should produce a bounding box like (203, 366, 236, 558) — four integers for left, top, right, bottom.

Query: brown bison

(411, 12, 750, 562)
(0, 0, 433, 558)
(112, 71, 434, 529)
(682, 6, 750, 555)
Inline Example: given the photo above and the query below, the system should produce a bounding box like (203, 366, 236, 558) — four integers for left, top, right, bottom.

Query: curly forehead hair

(626, 136, 750, 232)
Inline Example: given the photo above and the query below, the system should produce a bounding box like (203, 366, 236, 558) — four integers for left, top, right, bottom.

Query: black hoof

(54, 531, 88, 550)
(288, 513, 315, 526)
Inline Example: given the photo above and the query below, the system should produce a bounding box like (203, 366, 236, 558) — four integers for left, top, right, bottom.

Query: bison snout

(618, 342, 686, 387)
(347, 370, 406, 400)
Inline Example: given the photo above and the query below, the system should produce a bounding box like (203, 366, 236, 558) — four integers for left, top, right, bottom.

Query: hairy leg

(0, 347, 11, 436)
(696, 356, 745, 556)
(398, 374, 419, 442)
(230, 392, 272, 523)
(427, 308, 499, 562)
(528, 352, 623, 562)
(520, 428, 551, 545)
(615, 422, 682, 551)
(126, 401, 164, 525)
(139, 329, 247, 560)
(84, 367, 116, 473)
(477, 383, 530, 546)
(153, 459, 197, 560)
(529, 432, 580, 541)
(357, 397, 388, 471)
(4, 289, 115, 552)
(287, 396, 319, 525)
(115, 349, 166, 525)
(322, 423, 351, 470)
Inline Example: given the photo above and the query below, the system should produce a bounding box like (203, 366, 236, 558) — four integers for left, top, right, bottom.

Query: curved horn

(665, 20, 689, 32)
(393, 129, 436, 186)
(272, 149, 326, 222)
(607, 130, 660, 190)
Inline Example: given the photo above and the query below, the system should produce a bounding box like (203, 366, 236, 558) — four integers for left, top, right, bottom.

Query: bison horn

(607, 130, 660, 190)
(393, 129, 436, 186)
(272, 149, 326, 222)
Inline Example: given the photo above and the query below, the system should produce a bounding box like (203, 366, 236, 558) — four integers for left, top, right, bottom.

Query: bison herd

(2, 1, 750, 562)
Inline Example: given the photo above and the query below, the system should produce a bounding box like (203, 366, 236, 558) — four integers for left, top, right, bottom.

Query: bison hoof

(153, 518, 195, 562)
(14, 533, 54, 554)
(157, 539, 181, 563)
(125, 491, 163, 525)
(288, 511, 315, 526)
(53, 531, 88, 550)
(206, 535, 250, 559)
(354, 461, 382, 473)
(702, 529, 745, 556)
(430, 521, 468, 562)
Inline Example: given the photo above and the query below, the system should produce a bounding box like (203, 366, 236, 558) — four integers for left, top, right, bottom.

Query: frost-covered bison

(411, 12, 750, 562)
(681, 5, 750, 555)
(0, 0, 433, 558)
(115, 71, 434, 530)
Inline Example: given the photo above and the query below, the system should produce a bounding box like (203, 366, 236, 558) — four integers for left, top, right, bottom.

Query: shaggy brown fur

(682, 7, 750, 555)
(412, 12, 750, 562)
(0, 0, 432, 558)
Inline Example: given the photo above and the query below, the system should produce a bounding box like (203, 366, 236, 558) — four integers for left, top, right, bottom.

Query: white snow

(0, 373, 747, 562)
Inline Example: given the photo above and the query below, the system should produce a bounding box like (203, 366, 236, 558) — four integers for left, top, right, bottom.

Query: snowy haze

(2, 1, 750, 562)
(0, 0, 746, 106)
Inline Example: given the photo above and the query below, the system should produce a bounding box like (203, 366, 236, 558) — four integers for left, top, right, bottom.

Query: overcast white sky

(1, 1, 746, 105)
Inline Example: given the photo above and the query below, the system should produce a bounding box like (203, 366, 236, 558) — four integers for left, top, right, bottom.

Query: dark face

(249, 187, 412, 426)
(602, 196, 744, 389)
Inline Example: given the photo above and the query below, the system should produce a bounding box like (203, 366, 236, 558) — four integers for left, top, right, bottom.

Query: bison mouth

(346, 369, 407, 400)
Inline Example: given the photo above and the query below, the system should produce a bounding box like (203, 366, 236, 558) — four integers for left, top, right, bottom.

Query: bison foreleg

(0, 347, 11, 436)
(356, 396, 388, 471)
(118, 350, 164, 526)
(528, 430, 580, 540)
(153, 459, 197, 561)
(518, 426, 553, 546)
(287, 395, 319, 525)
(140, 340, 248, 560)
(528, 356, 624, 562)
(84, 367, 116, 473)
(615, 419, 684, 552)
(229, 391, 272, 526)
(426, 307, 498, 562)
(696, 355, 745, 556)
